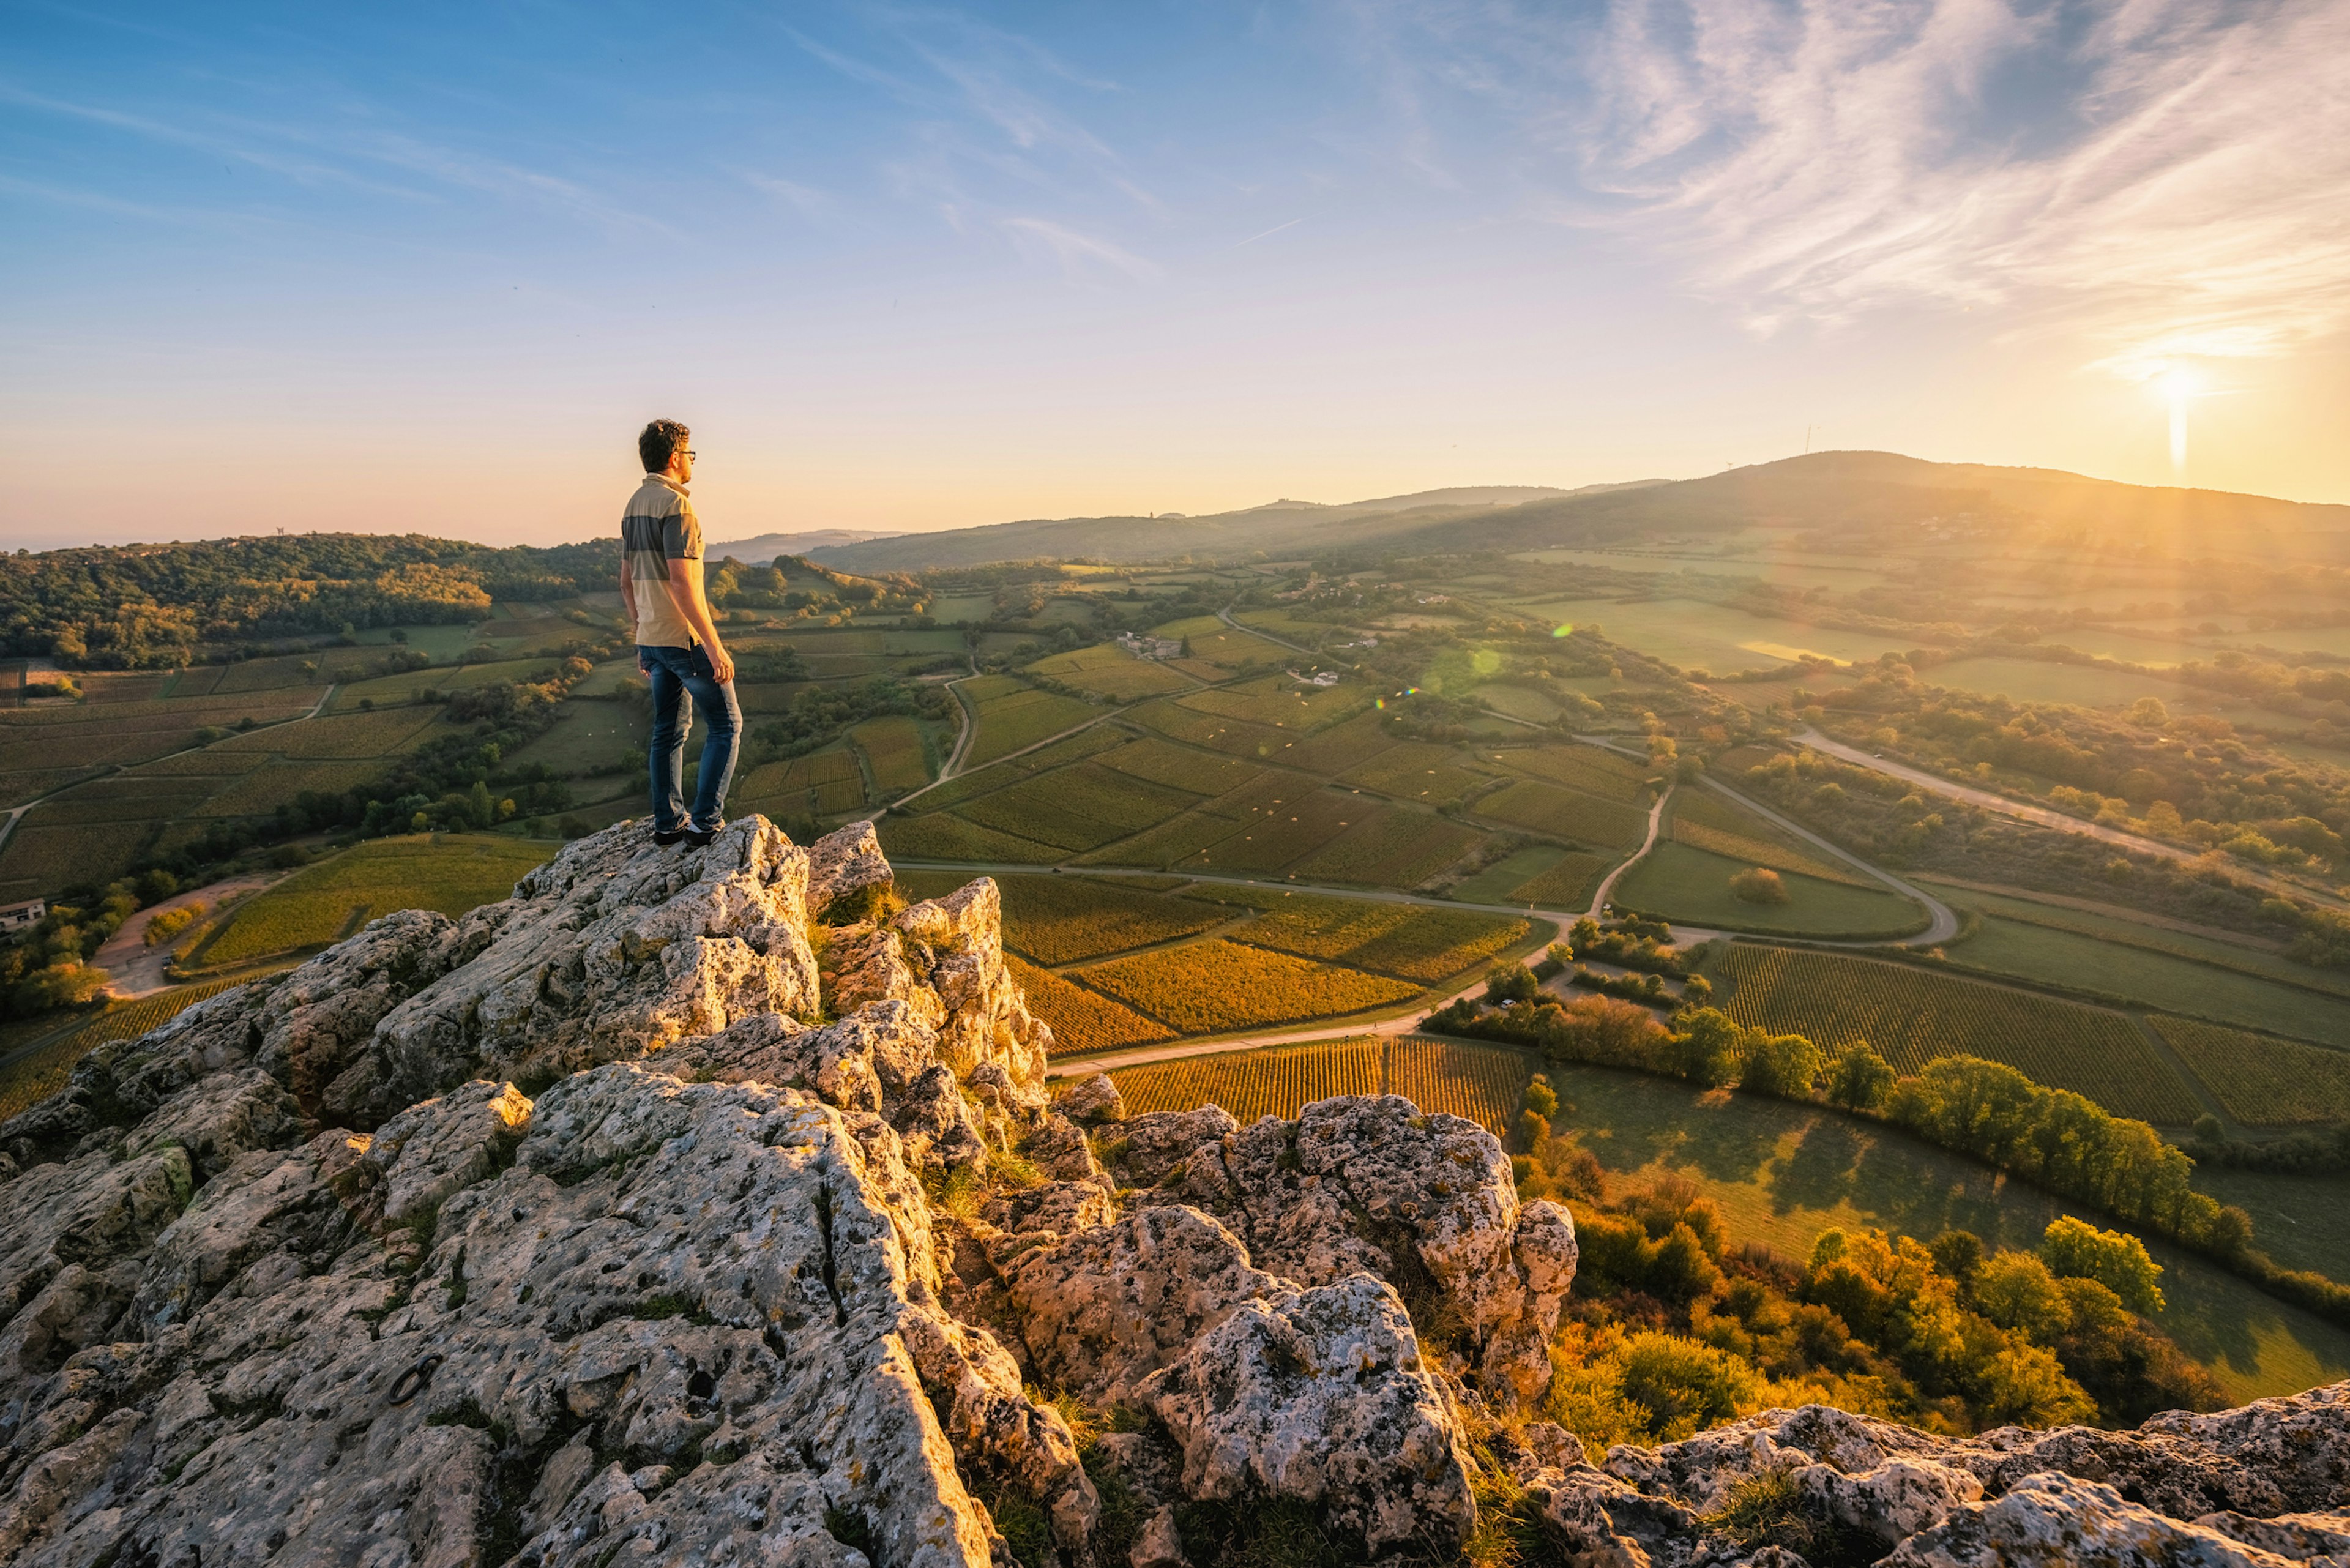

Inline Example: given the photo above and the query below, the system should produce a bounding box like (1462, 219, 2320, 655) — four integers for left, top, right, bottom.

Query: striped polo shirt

(621, 472, 702, 648)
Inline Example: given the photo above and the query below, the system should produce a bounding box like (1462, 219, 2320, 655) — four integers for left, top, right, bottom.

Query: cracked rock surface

(0, 816, 2344, 1566)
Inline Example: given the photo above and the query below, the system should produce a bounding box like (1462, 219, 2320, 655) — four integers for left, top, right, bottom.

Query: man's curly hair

(638, 419, 691, 474)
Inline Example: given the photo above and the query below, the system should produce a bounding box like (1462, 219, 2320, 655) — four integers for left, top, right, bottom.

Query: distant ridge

(810, 480, 1668, 571)
(706, 528, 903, 562)
(811, 454, 2350, 571)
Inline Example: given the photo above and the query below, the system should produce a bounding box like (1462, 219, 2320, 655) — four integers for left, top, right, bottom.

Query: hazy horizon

(7, 1, 2349, 551)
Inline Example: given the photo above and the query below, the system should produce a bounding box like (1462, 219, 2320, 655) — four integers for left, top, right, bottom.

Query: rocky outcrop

(1513, 1387, 2350, 1568)
(0, 815, 2344, 1567)
(1102, 1093, 1578, 1402)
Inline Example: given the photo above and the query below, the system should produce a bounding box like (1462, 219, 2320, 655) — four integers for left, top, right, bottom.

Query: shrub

(1615, 1332, 1759, 1436)
(1729, 867, 1791, 905)
(1974, 1253, 2071, 1344)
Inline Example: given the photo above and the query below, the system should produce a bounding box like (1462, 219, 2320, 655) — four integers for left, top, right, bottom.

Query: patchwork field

(896, 870, 1231, 965)
(1504, 596, 1916, 673)
(848, 715, 936, 798)
(1290, 808, 1483, 887)
(1008, 954, 1175, 1055)
(1475, 778, 1649, 848)
(1184, 886, 1532, 982)
(735, 749, 867, 819)
(1108, 1034, 1531, 1136)
(1715, 946, 2203, 1124)
(190, 834, 554, 968)
(964, 677, 1102, 766)
(1073, 939, 1420, 1034)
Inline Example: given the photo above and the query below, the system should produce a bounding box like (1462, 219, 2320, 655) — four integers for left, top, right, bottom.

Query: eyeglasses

(682, 450, 697, 459)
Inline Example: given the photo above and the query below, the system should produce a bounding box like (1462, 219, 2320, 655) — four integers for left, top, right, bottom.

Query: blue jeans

(641, 644, 739, 832)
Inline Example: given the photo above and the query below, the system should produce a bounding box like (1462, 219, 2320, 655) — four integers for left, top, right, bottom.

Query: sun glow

(2152, 362, 2205, 476)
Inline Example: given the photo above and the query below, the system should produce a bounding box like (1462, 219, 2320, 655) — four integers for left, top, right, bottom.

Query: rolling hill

(812, 454, 2350, 571)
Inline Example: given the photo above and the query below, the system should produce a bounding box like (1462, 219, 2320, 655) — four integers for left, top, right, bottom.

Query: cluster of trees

(0, 869, 183, 1019)
(1428, 985, 2350, 1328)
(1806, 663, 2350, 876)
(1521, 1100, 2216, 1446)
(706, 556, 927, 616)
(0, 534, 617, 667)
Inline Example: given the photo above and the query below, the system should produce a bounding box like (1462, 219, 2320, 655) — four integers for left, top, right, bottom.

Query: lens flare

(1552, 623, 1574, 638)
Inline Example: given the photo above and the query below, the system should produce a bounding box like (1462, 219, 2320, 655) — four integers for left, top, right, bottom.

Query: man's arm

(621, 566, 649, 672)
(662, 559, 735, 684)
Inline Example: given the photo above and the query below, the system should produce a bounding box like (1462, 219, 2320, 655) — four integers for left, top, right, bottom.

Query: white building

(0, 898, 45, 932)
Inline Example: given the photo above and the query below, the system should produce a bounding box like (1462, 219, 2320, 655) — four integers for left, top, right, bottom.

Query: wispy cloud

(1001, 215, 1162, 282)
(1344, 0, 2350, 376)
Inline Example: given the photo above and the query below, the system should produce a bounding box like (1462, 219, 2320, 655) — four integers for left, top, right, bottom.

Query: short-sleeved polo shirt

(621, 473, 701, 648)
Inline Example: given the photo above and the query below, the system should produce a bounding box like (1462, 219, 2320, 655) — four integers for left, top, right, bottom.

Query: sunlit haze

(6, 0, 2348, 549)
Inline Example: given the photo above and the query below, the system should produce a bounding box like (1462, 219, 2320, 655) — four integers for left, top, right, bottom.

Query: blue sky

(5, 1, 2347, 547)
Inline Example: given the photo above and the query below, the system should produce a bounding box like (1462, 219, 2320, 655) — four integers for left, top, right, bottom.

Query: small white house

(0, 898, 45, 932)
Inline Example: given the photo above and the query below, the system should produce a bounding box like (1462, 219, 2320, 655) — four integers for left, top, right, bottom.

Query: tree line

(1428, 971, 2350, 1330)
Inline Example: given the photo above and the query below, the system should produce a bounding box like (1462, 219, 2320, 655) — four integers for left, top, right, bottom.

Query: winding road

(1793, 726, 2349, 913)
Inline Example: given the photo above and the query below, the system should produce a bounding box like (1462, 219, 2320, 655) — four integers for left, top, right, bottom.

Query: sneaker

(684, 821, 723, 848)
(652, 827, 688, 846)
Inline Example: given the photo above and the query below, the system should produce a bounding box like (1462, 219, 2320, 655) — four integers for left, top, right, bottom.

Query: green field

(1917, 657, 2203, 710)
(1026, 643, 1195, 701)
(193, 834, 554, 966)
(1449, 846, 1572, 903)
(966, 680, 1102, 766)
(1289, 807, 1484, 888)
(734, 749, 866, 818)
(0, 976, 255, 1121)
(1505, 596, 1916, 673)
(1671, 788, 1873, 888)
(1616, 842, 1926, 937)
(849, 715, 936, 797)
(1491, 744, 1654, 804)
(1529, 1060, 2350, 1404)
(1922, 881, 2350, 999)
(1944, 916, 2350, 1045)
(1716, 946, 2203, 1124)
(1476, 777, 1648, 848)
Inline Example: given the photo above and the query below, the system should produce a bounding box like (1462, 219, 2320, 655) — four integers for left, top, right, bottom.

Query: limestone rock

(807, 818, 897, 919)
(1884, 1471, 2308, 1567)
(342, 818, 823, 1122)
(1118, 1094, 1576, 1403)
(1144, 1273, 1476, 1554)
(362, 1077, 533, 1224)
(1056, 1072, 1125, 1126)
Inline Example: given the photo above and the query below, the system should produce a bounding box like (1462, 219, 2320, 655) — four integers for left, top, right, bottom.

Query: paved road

(1792, 726, 2349, 912)
(1695, 771, 1961, 944)
(1589, 783, 1670, 919)
(1215, 605, 1319, 659)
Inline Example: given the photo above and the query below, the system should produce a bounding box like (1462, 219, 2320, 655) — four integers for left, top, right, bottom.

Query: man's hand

(704, 642, 735, 684)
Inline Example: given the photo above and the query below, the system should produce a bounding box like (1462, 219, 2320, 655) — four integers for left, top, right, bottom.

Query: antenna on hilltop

(1804, 424, 1815, 454)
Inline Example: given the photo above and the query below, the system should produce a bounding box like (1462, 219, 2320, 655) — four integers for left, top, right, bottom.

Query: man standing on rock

(621, 419, 738, 848)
